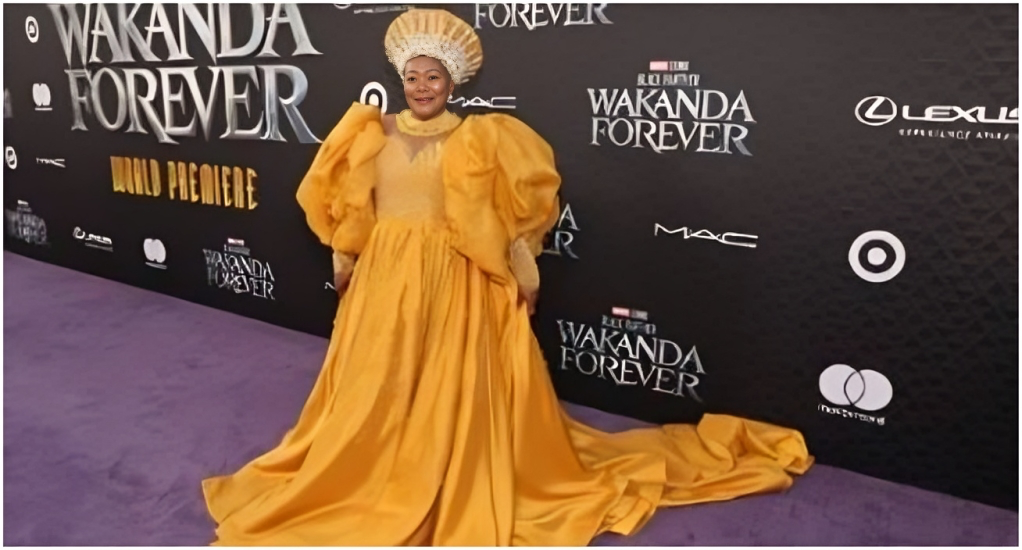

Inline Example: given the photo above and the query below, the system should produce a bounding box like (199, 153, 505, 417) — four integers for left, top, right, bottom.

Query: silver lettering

(258, 3, 323, 57)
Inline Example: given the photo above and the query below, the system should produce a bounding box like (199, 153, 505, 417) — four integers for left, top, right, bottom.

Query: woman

(202, 9, 812, 546)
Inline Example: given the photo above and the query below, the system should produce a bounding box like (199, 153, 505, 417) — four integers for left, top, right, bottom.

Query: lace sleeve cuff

(509, 237, 540, 294)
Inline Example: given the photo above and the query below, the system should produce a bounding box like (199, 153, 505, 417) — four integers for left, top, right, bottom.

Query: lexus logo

(849, 230, 905, 283)
(855, 96, 897, 126)
(856, 96, 1018, 127)
(819, 364, 892, 412)
(74, 227, 113, 249)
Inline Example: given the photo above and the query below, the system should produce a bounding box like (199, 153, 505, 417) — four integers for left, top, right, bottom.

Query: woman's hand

(334, 269, 352, 297)
(332, 251, 355, 297)
(519, 286, 538, 316)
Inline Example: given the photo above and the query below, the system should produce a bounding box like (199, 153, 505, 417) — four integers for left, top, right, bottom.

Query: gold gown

(201, 103, 813, 546)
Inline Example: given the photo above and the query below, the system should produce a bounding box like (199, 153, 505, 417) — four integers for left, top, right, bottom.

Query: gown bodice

(372, 111, 461, 224)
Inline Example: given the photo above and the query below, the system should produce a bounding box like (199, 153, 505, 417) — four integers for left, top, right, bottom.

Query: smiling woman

(201, 7, 813, 547)
(403, 56, 455, 121)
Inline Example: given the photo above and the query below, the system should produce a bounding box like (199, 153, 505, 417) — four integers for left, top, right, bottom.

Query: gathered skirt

(201, 218, 813, 546)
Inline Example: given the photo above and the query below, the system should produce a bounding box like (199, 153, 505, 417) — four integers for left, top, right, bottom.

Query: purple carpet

(3, 251, 1017, 546)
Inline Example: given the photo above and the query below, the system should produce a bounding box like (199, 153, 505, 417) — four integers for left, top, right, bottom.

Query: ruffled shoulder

(296, 102, 387, 254)
(444, 114, 562, 282)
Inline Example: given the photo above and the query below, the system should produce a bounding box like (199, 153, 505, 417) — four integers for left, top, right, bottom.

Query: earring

(448, 94, 453, 101)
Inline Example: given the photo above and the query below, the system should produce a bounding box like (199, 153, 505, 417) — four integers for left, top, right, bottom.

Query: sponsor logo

(73, 226, 114, 251)
(360, 82, 388, 114)
(109, 155, 258, 210)
(557, 307, 705, 401)
(542, 202, 580, 259)
(50, 4, 322, 145)
(225, 237, 248, 254)
(203, 237, 275, 299)
(639, 60, 699, 87)
(25, 16, 40, 42)
(654, 224, 758, 248)
(589, 59, 755, 155)
(855, 96, 1018, 141)
(334, 4, 411, 14)
(855, 96, 1018, 126)
(36, 158, 66, 168)
(474, 3, 612, 30)
(449, 96, 517, 110)
(610, 306, 648, 320)
(4, 200, 49, 245)
(32, 83, 52, 111)
(818, 364, 892, 426)
(4, 88, 11, 118)
(648, 61, 689, 72)
(849, 230, 905, 283)
(143, 238, 167, 269)
(5, 146, 17, 169)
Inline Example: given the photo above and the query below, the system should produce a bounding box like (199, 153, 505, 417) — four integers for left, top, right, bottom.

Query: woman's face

(403, 56, 454, 121)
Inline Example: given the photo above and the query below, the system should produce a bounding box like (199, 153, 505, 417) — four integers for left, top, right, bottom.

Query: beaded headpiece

(384, 9, 484, 85)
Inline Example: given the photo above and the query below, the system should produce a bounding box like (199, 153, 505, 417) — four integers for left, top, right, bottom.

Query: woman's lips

(415, 98, 434, 104)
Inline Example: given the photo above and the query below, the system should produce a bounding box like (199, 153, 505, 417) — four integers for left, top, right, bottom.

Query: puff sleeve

(444, 114, 561, 290)
(296, 102, 387, 258)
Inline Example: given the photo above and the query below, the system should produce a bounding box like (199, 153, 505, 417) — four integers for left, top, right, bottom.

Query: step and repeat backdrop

(3, 3, 1017, 510)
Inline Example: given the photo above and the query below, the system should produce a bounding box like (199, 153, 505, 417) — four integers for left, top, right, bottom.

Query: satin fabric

(202, 104, 813, 546)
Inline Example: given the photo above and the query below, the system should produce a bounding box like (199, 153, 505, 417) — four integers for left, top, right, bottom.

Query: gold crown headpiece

(384, 9, 483, 85)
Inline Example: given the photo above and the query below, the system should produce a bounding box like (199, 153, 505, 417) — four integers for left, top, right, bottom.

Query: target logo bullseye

(849, 230, 905, 283)
(360, 82, 388, 114)
(819, 364, 893, 412)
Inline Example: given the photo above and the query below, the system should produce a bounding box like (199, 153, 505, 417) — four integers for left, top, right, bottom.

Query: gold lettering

(111, 155, 256, 210)
(213, 165, 222, 205)
(246, 168, 258, 210)
(167, 161, 177, 200)
(233, 167, 244, 208)
(189, 162, 199, 203)
(176, 161, 188, 201)
(130, 158, 144, 195)
(111, 157, 125, 192)
(200, 164, 215, 204)
(221, 166, 232, 207)
(122, 157, 132, 192)
(142, 158, 152, 195)
(149, 159, 161, 197)
(139, 158, 153, 196)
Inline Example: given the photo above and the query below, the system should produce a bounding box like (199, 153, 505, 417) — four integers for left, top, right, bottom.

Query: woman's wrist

(332, 251, 356, 279)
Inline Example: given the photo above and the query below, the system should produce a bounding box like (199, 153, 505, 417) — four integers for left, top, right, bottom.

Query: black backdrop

(3, 3, 1018, 510)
